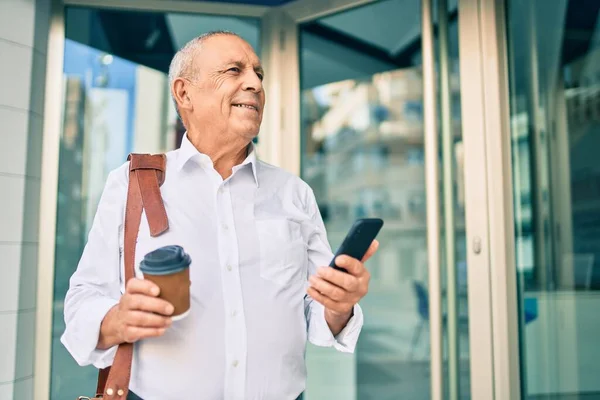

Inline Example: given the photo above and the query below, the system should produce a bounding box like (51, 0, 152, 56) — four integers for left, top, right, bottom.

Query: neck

(186, 129, 249, 180)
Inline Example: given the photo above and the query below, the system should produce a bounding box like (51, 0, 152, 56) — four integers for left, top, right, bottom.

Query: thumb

(361, 240, 379, 263)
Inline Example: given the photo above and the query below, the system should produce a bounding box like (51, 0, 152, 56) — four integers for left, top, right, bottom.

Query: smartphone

(329, 218, 384, 272)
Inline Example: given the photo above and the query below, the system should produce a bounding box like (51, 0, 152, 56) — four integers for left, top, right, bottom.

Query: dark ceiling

(64, 0, 600, 92)
(65, 0, 444, 90)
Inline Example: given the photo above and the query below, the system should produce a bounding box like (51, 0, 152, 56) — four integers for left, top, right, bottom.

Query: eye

(227, 67, 241, 73)
(256, 72, 264, 81)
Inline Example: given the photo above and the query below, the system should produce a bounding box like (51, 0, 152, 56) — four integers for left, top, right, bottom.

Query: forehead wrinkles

(185, 37, 226, 78)
(193, 36, 261, 83)
(208, 37, 258, 65)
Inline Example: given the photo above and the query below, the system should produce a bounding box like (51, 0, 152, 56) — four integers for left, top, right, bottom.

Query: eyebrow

(225, 60, 264, 76)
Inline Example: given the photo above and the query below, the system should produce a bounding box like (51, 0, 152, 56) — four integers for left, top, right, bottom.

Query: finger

(122, 326, 167, 343)
(124, 310, 172, 328)
(315, 266, 359, 292)
(307, 287, 346, 314)
(362, 239, 379, 263)
(126, 278, 161, 297)
(309, 275, 348, 302)
(124, 293, 174, 316)
(333, 255, 365, 277)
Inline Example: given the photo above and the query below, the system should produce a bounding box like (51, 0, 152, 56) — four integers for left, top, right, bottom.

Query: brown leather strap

(129, 154, 167, 178)
(97, 153, 168, 399)
(96, 367, 110, 397)
(136, 171, 168, 237)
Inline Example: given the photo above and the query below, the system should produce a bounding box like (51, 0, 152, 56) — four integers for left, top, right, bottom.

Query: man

(62, 31, 378, 400)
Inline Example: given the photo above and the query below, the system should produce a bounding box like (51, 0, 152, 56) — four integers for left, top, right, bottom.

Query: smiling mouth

(233, 104, 258, 112)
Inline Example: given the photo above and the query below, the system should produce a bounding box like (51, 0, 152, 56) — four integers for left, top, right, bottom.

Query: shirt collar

(176, 133, 260, 187)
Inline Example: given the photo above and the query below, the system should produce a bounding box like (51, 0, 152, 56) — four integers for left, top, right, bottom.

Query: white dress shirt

(61, 134, 364, 400)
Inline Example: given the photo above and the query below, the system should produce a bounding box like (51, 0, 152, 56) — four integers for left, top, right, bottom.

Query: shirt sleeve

(60, 166, 127, 368)
(303, 186, 364, 353)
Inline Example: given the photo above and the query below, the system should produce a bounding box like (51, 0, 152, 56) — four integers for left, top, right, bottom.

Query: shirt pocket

(255, 218, 307, 287)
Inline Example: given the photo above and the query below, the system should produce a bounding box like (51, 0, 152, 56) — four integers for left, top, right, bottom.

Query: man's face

(186, 35, 265, 140)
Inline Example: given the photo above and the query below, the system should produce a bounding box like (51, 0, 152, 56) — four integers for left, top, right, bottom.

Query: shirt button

(227, 265, 232, 271)
(222, 223, 229, 231)
(232, 360, 239, 368)
(231, 310, 237, 317)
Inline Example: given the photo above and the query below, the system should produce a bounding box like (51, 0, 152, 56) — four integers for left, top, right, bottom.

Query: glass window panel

(507, 0, 600, 397)
(299, 0, 468, 398)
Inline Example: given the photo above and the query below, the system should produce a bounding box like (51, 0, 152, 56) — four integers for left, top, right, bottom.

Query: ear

(172, 78, 193, 113)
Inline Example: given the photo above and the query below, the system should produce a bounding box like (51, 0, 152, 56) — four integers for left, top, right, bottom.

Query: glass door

(506, 0, 600, 398)
(295, 0, 470, 398)
(457, 0, 600, 397)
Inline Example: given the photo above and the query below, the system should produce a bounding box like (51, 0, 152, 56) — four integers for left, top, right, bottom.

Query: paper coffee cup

(139, 245, 192, 321)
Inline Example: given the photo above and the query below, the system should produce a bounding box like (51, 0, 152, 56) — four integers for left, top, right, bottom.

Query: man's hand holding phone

(307, 239, 379, 335)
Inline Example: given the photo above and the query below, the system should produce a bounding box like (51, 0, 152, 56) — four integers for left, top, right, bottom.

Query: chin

(235, 124, 261, 139)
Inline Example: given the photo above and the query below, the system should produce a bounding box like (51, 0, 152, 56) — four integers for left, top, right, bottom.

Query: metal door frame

(287, 0, 524, 398)
(458, 0, 522, 398)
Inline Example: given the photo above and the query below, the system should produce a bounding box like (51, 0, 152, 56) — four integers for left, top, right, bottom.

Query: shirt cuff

(61, 296, 119, 368)
(308, 303, 364, 353)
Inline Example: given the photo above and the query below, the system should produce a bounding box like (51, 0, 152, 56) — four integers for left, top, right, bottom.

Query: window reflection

(300, 1, 468, 398)
(509, 0, 600, 291)
(507, 0, 600, 398)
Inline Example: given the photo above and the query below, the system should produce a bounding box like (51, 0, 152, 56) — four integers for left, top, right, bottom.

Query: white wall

(0, 1, 50, 399)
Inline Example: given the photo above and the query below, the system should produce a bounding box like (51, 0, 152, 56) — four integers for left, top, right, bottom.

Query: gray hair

(168, 30, 242, 120)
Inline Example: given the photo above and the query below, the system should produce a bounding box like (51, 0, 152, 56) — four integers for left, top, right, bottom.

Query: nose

(242, 70, 263, 93)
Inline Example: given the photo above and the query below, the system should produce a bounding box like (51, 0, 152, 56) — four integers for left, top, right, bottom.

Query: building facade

(0, 0, 599, 399)
(0, 0, 51, 398)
